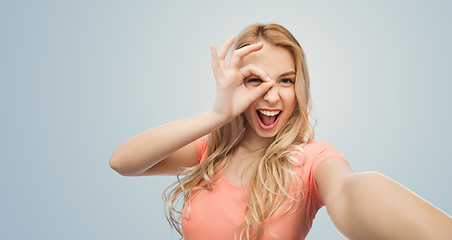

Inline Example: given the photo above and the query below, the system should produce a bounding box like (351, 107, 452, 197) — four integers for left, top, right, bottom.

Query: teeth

(258, 110, 280, 116)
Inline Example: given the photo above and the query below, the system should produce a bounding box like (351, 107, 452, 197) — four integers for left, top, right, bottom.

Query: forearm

(109, 109, 227, 175)
(328, 172, 452, 240)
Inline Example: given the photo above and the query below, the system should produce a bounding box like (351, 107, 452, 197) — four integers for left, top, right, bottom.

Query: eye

(244, 77, 263, 86)
(278, 78, 294, 86)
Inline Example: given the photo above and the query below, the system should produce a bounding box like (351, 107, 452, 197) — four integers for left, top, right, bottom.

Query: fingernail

(267, 75, 271, 81)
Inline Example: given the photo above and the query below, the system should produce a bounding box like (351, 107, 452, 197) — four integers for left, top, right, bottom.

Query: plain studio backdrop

(1, 0, 451, 239)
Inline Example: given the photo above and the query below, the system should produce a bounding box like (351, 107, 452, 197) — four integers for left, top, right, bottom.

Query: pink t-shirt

(181, 137, 346, 240)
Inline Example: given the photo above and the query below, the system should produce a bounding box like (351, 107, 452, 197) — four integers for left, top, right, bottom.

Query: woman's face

(240, 42, 297, 138)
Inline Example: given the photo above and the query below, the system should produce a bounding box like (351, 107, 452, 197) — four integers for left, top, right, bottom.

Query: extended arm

(315, 158, 452, 240)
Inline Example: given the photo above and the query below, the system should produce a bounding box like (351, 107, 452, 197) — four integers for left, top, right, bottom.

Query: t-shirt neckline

(219, 169, 248, 189)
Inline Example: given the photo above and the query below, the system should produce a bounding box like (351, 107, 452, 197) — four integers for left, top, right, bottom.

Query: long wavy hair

(164, 23, 315, 240)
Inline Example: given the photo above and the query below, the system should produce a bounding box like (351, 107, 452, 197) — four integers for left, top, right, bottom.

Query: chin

(256, 130, 278, 138)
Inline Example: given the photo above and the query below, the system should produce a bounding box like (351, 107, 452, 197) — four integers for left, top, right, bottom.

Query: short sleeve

(304, 141, 347, 207)
(194, 136, 208, 163)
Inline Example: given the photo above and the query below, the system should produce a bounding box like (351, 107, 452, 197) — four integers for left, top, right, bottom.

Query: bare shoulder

(314, 157, 354, 207)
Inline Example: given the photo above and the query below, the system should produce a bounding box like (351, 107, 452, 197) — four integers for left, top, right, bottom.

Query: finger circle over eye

(239, 64, 268, 82)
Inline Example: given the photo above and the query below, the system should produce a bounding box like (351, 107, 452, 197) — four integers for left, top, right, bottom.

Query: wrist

(205, 108, 230, 127)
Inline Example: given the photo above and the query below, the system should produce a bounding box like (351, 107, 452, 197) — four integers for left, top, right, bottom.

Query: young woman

(109, 24, 452, 240)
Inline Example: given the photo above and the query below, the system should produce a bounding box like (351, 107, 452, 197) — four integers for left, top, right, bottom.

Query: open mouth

(256, 110, 281, 130)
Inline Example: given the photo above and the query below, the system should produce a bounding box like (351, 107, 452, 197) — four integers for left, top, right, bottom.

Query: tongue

(259, 112, 277, 126)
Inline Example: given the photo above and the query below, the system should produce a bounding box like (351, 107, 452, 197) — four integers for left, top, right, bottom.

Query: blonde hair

(164, 23, 315, 240)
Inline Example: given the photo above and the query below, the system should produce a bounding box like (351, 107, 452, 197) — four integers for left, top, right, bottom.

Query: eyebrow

(246, 71, 296, 79)
(279, 71, 296, 78)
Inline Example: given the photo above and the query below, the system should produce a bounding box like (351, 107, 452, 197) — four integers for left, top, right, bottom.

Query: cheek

(243, 104, 256, 122)
(283, 89, 297, 110)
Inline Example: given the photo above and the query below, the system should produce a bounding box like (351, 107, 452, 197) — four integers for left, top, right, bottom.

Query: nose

(263, 85, 279, 105)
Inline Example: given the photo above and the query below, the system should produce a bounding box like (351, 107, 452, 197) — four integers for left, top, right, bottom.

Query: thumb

(247, 80, 275, 102)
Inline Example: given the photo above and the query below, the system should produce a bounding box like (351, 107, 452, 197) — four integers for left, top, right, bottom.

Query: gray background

(1, 0, 451, 239)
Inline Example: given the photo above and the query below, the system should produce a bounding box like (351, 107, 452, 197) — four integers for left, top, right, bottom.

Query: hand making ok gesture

(209, 36, 275, 123)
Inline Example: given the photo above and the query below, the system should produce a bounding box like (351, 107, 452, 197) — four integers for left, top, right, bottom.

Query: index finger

(229, 42, 263, 69)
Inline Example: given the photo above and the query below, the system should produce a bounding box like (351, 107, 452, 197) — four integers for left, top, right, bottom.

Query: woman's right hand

(209, 36, 275, 123)
(110, 36, 277, 176)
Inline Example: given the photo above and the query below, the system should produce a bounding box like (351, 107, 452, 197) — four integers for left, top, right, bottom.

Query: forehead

(239, 43, 295, 75)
